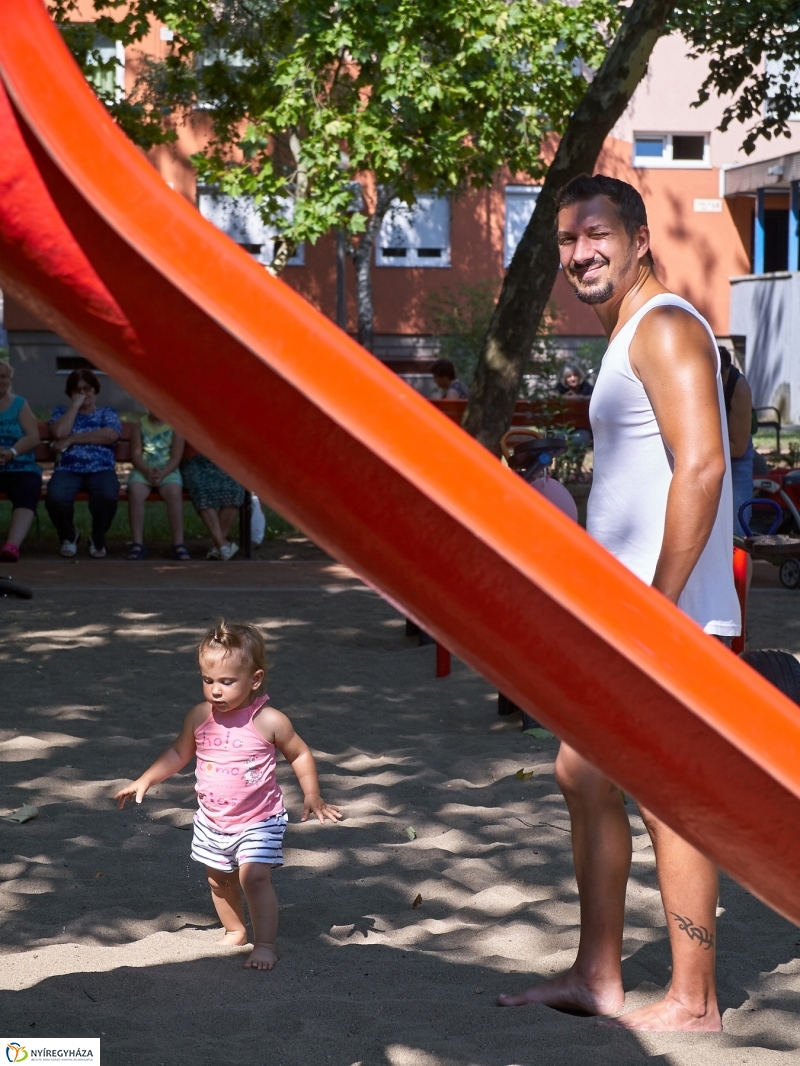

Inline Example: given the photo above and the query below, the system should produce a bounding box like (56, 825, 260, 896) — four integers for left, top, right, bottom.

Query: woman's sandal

(169, 544, 191, 561)
(127, 543, 148, 561)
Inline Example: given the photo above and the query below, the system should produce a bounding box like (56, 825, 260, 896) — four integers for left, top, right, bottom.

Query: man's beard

(573, 279, 614, 305)
(567, 256, 614, 305)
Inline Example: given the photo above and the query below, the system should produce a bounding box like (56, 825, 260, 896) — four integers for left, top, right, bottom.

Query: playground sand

(0, 563, 798, 1065)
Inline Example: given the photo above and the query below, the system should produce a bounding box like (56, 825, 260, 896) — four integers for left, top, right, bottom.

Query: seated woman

(45, 368, 121, 559)
(431, 358, 470, 399)
(127, 412, 189, 561)
(0, 361, 42, 562)
(556, 362, 593, 397)
(181, 453, 244, 561)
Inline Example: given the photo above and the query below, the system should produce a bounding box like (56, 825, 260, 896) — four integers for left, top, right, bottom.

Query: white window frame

(197, 190, 305, 268)
(84, 33, 125, 102)
(632, 132, 710, 169)
(766, 57, 800, 121)
(504, 185, 541, 268)
(376, 195, 451, 268)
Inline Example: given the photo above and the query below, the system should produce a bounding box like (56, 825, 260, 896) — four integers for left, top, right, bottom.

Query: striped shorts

(190, 809, 288, 872)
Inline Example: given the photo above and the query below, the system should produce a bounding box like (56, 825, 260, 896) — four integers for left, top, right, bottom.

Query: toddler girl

(114, 620, 340, 969)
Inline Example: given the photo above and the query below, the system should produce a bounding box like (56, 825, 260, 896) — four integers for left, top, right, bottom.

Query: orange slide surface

(2, 0, 800, 922)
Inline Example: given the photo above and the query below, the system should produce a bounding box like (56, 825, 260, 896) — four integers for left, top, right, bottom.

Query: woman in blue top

(0, 361, 42, 562)
(45, 368, 121, 558)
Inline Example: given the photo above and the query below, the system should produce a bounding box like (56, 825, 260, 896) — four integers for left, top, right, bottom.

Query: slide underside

(2, 0, 800, 922)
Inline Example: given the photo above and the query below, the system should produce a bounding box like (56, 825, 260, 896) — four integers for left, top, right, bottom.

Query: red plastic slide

(2, 0, 800, 921)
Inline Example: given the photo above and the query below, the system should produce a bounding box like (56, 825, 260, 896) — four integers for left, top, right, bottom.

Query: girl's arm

(267, 711, 341, 824)
(159, 431, 185, 478)
(729, 376, 754, 459)
(114, 706, 203, 808)
(129, 423, 149, 475)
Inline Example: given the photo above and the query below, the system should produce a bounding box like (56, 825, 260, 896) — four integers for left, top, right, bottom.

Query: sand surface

(0, 560, 799, 1065)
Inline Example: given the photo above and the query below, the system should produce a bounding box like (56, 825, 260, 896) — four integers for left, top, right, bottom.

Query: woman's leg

(198, 507, 226, 549)
(206, 866, 248, 945)
(239, 863, 279, 970)
(45, 470, 81, 543)
(86, 470, 119, 550)
(127, 481, 149, 545)
(158, 482, 185, 545)
(6, 507, 35, 549)
(219, 506, 238, 543)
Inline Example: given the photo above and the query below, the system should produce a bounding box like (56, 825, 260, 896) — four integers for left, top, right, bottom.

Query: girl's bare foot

(596, 994, 721, 1032)
(216, 930, 248, 946)
(243, 944, 278, 970)
(498, 968, 625, 1016)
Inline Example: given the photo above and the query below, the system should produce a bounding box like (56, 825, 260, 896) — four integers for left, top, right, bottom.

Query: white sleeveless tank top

(587, 293, 740, 636)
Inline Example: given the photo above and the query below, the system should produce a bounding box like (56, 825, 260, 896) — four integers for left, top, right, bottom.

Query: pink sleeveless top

(194, 695, 284, 831)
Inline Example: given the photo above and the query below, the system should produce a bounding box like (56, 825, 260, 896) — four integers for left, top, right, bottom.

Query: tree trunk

(348, 187, 394, 353)
(462, 0, 676, 454)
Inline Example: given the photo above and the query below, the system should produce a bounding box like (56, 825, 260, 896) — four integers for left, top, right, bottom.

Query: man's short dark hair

(555, 174, 653, 266)
(430, 358, 456, 380)
(64, 367, 101, 397)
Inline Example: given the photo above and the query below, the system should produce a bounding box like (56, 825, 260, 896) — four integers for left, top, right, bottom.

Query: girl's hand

(114, 779, 150, 808)
(147, 468, 162, 486)
(301, 794, 342, 824)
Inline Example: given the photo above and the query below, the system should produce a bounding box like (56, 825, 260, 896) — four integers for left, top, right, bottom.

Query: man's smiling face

(557, 194, 649, 305)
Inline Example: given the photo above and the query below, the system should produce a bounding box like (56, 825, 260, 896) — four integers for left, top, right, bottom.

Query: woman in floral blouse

(45, 368, 121, 558)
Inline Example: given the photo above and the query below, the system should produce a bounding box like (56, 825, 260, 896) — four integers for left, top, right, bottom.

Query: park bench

(430, 395, 591, 431)
(0, 421, 253, 558)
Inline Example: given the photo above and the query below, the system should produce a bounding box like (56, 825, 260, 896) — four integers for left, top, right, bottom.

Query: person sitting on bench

(45, 368, 121, 559)
(126, 411, 189, 561)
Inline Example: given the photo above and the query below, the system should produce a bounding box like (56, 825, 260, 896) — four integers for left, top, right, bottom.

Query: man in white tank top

(499, 175, 738, 1031)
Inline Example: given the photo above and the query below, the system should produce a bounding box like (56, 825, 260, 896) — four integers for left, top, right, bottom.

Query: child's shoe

(220, 542, 239, 562)
(89, 538, 107, 559)
(0, 542, 19, 562)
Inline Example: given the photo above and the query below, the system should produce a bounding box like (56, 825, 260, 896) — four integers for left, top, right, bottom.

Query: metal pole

(790, 180, 800, 272)
(754, 187, 766, 274)
(336, 229, 346, 330)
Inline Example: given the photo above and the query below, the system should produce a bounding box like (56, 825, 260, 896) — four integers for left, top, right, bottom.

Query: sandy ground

(0, 558, 799, 1065)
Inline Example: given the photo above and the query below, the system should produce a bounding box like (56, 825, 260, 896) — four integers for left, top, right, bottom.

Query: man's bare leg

(498, 742, 630, 1014)
(600, 808, 721, 1031)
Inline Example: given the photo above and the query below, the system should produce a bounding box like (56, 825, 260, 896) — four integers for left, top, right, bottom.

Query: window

(197, 191, 304, 267)
(56, 356, 104, 375)
(376, 195, 450, 267)
(504, 185, 541, 268)
(633, 133, 709, 169)
(85, 33, 125, 101)
(766, 57, 800, 121)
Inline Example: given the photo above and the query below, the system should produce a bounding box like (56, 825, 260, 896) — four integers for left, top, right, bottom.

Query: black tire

(0, 576, 33, 600)
(780, 559, 800, 589)
(741, 649, 800, 705)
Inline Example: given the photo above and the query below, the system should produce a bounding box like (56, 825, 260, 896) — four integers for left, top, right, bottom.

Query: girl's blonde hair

(198, 620, 268, 692)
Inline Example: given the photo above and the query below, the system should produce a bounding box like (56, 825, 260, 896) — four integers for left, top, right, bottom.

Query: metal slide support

(754, 187, 766, 275)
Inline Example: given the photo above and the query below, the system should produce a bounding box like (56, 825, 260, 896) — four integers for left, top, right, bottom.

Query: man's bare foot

(243, 944, 278, 970)
(216, 930, 248, 946)
(498, 968, 625, 1016)
(596, 994, 722, 1032)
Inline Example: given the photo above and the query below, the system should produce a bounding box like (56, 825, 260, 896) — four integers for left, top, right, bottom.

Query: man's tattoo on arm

(670, 912, 714, 949)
